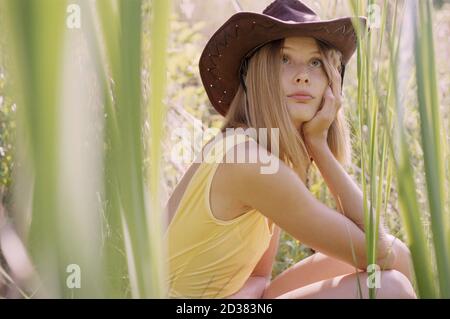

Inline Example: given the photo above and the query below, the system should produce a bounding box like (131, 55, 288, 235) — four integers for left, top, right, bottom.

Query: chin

(289, 116, 306, 128)
(288, 105, 315, 125)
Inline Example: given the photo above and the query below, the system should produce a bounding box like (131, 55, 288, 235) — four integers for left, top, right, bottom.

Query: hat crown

(263, 0, 320, 23)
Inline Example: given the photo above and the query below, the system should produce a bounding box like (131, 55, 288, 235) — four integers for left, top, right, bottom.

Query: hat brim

(199, 11, 367, 116)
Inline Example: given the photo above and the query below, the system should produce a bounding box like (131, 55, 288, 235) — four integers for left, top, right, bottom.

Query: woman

(164, 0, 416, 299)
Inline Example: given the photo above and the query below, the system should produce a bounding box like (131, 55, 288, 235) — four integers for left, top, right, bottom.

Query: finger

(331, 72, 341, 99)
(330, 74, 342, 112)
(318, 86, 335, 121)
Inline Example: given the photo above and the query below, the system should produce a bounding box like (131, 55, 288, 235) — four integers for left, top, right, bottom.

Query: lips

(288, 91, 313, 101)
(288, 94, 313, 101)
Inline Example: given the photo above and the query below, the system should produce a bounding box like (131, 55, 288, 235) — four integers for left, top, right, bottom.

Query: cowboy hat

(199, 0, 368, 116)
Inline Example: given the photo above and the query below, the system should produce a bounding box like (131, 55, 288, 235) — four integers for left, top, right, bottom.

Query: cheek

(312, 73, 329, 96)
(280, 73, 289, 94)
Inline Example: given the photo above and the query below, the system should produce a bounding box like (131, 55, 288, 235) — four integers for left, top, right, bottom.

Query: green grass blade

(413, 0, 450, 297)
(147, 0, 172, 298)
(6, 0, 67, 297)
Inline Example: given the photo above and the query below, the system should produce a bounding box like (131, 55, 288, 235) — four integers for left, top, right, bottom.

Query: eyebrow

(282, 46, 320, 55)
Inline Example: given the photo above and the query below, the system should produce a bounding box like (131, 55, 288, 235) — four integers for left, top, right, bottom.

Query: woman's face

(280, 36, 329, 128)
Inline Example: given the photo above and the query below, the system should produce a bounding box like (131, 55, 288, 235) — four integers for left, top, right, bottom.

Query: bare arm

(307, 138, 365, 229)
(250, 225, 281, 279)
(226, 224, 282, 298)
(225, 276, 268, 299)
(225, 141, 394, 271)
(306, 138, 393, 262)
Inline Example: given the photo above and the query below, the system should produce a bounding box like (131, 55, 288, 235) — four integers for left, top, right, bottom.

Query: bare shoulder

(213, 136, 370, 269)
(218, 139, 310, 222)
(223, 139, 306, 205)
(211, 138, 266, 219)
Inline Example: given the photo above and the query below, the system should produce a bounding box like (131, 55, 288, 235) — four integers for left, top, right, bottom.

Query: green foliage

(0, 72, 15, 195)
(0, 0, 449, 299)
(0, 23, 16, 202)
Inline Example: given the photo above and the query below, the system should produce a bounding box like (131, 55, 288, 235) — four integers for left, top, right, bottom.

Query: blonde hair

(220, 38, 351, 184)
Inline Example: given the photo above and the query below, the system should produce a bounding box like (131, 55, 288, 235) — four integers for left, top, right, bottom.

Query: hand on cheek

(301, 79, 341, 145)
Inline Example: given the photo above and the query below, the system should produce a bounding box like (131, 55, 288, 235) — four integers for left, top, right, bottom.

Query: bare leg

(264, 236, 416, 299)
(263, 269, 416, 299)
(264, 252, 359, 298)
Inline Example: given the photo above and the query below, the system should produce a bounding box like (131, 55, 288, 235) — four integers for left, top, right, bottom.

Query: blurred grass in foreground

(0, 0, 171, 298)
(350, 0, 449, 298)
(0, 0, 448, 299)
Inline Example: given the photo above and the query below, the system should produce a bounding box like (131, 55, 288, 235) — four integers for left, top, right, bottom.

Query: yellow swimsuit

(164, 132, 275, 298)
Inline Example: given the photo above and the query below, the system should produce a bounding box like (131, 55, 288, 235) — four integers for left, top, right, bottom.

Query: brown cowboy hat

(199, 0, 368, 116)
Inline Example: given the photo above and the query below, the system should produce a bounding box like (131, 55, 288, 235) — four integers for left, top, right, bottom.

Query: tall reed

(1, 0, 171, 298)
(350, 0, 449, 298)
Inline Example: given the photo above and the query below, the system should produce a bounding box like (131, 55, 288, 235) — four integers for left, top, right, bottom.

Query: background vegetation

(0, 0, 449, 298)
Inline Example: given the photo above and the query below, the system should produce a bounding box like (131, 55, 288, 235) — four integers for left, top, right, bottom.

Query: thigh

(263, 270, 416, 299)
(263, 252, 358, 299)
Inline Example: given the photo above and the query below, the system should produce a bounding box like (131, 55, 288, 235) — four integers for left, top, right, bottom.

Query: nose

(294, 69, 310, 85)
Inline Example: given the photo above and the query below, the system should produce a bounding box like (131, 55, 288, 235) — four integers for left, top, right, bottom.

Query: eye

(310, 58, 323, 68)
(281, 54, 290, 64)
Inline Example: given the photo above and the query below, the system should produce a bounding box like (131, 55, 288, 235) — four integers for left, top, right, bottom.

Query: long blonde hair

(220, 38, 351, 184)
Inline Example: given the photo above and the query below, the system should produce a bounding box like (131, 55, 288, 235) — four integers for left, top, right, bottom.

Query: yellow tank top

(164, 132, 275, 298)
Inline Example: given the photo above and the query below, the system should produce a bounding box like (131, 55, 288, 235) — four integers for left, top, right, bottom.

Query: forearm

(306, 139, 365, 227)
(384, 233, 415, 282)
(306, 138, 399, 267)
(307, 139, 389, 237)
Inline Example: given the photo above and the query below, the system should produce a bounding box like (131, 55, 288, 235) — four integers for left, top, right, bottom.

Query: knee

(380, 270, 417, 299)
(396, 238, 412, 260)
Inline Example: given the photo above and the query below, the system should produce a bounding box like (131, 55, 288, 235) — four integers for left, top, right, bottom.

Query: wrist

(304, 135, 328, 148)
(376, 232, 397, 269)
(304, 137, 329, 159)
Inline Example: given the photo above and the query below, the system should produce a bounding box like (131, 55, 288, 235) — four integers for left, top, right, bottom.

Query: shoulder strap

(202, 132, 253, 165)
